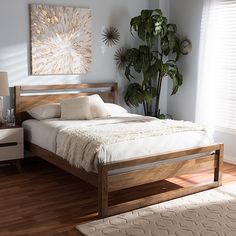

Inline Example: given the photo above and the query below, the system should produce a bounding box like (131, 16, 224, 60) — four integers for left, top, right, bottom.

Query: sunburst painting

(30, 4, 92, 75)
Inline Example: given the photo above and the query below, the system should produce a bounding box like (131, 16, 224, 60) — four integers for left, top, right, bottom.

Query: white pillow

(60, 96, 91, 120)
(105, 103, 128, 116)
(28, 103, 61, 120)
(89, 94, 109, 118)
(60, 95, 110, 120)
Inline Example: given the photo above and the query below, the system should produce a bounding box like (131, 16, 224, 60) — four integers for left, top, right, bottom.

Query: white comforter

(23, 114, 214, 172)
(55, 115, 208, 172)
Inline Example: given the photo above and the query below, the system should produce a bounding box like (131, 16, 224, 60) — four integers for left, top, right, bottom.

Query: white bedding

(23, 114, 214, 172)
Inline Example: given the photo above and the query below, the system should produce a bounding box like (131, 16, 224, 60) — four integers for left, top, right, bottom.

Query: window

(196, 0, 236, 130)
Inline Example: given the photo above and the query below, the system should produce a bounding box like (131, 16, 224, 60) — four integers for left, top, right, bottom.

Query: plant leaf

(125, 83, 146, 107)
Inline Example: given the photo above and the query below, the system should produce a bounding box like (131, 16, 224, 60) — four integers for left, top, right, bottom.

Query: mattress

(23, 114, 214, 172)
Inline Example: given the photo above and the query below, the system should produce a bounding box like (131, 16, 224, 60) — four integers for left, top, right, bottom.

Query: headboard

(14, 83, 118, 125)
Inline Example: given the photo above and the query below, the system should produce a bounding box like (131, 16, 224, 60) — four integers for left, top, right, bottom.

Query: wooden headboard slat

(14, 83, 118, 125)
(19, 83, 117, 91)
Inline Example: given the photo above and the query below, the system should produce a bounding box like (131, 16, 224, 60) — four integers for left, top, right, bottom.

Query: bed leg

(214, 144, 224, 186)
(98, 164, 108, 218)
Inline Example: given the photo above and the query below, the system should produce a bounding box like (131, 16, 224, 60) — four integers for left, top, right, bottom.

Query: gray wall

(0, 0, 150, 110)
(168, 0, 204, 121)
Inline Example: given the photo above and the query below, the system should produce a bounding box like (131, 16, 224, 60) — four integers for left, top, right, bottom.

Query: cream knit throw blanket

(56, 116, 206, 171)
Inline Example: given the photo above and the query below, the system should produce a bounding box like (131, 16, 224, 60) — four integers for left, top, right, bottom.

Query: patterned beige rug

(76, 184, 236, 236)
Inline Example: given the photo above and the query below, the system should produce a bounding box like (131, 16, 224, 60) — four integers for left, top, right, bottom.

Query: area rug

(76, 184, 236, 236)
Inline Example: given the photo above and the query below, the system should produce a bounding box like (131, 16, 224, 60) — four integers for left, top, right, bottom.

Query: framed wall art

(29, 4, 92, 75)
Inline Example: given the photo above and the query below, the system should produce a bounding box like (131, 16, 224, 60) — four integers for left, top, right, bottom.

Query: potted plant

(115, 9, 186, 117)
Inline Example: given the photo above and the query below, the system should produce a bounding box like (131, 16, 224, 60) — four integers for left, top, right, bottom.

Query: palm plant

(118, 9, 184, 117)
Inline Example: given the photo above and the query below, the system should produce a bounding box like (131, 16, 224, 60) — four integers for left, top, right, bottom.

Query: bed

(14, 83, 224, 218)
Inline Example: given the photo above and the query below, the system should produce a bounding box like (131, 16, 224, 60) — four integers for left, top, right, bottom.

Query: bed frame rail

(98, 143, 224, 217)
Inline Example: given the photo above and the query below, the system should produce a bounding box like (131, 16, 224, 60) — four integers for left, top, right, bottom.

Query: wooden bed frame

(14, 83, 224, 218)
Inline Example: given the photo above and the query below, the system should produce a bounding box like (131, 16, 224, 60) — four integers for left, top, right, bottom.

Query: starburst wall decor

(102, 26, 120, 47)
(30, 4, 92, 75)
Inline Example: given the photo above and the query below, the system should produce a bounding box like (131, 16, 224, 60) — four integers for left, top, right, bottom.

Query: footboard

(98, 144, 224, 217)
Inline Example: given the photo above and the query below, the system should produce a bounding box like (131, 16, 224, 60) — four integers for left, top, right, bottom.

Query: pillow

(105, 103, 128, 116)
(28, 103, 61, 120)
(60, 96, 91, 120)
(60, 95, 110, 120)
(89, 94, 109, 118)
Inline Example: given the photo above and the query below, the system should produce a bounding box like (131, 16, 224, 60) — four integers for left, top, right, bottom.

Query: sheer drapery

(196, 0, 236, 130)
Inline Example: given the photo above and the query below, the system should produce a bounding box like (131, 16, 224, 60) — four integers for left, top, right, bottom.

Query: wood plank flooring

(0, 158, 236, 236)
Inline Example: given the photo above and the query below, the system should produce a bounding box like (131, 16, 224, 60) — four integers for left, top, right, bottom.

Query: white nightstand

(0, 125, 24, 172)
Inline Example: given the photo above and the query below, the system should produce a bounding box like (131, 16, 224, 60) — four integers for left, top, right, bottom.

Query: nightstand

(0, 125, 24, 172)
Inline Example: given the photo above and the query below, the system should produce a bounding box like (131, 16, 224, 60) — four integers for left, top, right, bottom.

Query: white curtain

(196, 0, 236, 131)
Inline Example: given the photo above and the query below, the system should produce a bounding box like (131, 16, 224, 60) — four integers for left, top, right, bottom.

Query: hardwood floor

(0, 159, 236, 236)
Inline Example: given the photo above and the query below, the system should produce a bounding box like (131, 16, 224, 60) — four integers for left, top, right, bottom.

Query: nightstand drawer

(0, 128, 24, 161)
(0, 144, 24, 161)
(0, 128, 23, 145)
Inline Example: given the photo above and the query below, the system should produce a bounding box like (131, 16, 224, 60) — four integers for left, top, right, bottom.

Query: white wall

(168, 0, 204, 121)
(0, 0, 149, 110)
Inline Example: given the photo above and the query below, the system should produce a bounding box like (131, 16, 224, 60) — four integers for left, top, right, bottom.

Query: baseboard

(224, 155, 236, 165)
